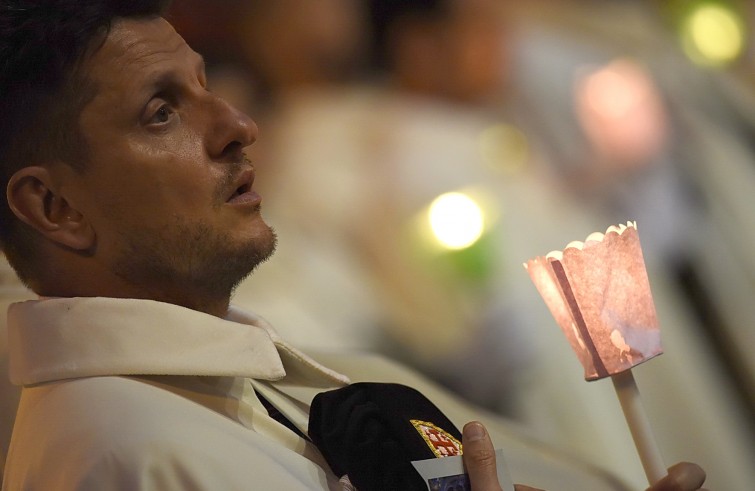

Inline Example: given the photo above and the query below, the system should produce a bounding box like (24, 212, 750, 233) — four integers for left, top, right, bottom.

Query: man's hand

(645, 462, 708, 491)
(462, 421, 708, 491)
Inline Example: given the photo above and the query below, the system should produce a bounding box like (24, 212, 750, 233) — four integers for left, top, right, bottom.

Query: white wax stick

(611, 369, 667, 485)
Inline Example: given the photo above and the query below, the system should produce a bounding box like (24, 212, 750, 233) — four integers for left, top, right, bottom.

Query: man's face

(64, 17, 275, 312)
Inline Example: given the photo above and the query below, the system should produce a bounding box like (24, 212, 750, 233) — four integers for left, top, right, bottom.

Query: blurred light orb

(681, 3, 745, 66)
(428, 192, 485, 250)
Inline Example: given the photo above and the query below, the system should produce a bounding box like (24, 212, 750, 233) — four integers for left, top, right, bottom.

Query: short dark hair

(366, 0, 448, 73)
(0, 0, 171, 285)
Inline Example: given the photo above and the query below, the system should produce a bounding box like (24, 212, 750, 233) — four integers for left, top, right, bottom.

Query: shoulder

(305, 350, 497, 426)
(4, 376, 323, 491)
(306, 350, 457, 399)
(13, 376, 215, 445)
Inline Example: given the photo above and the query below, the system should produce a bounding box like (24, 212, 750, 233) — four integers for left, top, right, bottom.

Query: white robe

(3, 297, 627, 490)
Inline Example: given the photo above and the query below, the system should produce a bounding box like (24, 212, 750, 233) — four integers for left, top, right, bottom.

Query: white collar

(7, 297, 349, 387)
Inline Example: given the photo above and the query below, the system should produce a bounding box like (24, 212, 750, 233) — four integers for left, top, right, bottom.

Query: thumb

(463, 421, 503, 491)
(646, 462, 707, 491)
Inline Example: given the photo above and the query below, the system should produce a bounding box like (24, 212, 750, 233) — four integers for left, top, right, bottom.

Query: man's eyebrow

(139, 52, 207, 99)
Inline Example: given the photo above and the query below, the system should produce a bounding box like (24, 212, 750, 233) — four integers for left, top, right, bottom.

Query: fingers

(463, 421, 503, 491)
(646, 462, 707, 491)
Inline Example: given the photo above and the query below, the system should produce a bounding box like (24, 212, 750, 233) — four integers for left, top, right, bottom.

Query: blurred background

(3, 0, 755, 488)
(173, 0, 755, 489)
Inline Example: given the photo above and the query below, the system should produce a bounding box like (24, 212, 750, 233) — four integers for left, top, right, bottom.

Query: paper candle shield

(525, 222, 662, 380)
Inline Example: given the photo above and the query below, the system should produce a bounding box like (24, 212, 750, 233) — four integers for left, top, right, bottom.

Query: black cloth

(308, 382, 463, 491)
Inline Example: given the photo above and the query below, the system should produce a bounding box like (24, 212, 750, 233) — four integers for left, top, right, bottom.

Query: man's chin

(235, 226, 278, 280)
(251, 231, 277, 272)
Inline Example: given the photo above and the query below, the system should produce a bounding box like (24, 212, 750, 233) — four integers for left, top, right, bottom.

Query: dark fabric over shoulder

(308, 382, 463, 491)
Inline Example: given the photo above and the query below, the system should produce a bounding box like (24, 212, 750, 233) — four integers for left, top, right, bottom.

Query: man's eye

(151, 105, 174, 124)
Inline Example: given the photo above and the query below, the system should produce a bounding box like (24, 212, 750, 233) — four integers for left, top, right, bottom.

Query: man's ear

(6, 166, 95, 251)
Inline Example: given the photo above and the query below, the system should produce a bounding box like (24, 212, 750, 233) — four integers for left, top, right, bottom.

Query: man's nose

(204, 94, 258, 162)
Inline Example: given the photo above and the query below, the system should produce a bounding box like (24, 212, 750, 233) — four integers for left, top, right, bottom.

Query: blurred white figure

(233, 0, 602, 416)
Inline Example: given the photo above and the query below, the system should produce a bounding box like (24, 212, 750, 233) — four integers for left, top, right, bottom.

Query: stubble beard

(111, 213, 277, 313)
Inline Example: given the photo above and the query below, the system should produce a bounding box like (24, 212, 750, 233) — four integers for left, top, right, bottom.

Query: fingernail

(464, 422, 487, 442)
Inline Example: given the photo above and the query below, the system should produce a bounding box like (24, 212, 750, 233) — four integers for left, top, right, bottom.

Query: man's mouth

(229, 182, 251, 200)
(226, 167, 261, 206)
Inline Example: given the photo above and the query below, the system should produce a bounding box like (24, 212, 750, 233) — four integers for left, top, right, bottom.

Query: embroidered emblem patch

(410, 419, 463, 457)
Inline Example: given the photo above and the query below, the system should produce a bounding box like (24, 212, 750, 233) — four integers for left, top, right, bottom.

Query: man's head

(367, 0, 509, 103)
(235, 0, 368, 98)
(0, 0, 276, 316)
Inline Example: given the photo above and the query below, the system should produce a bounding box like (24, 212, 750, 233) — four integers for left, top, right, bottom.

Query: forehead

(83, 16, 198, 88)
